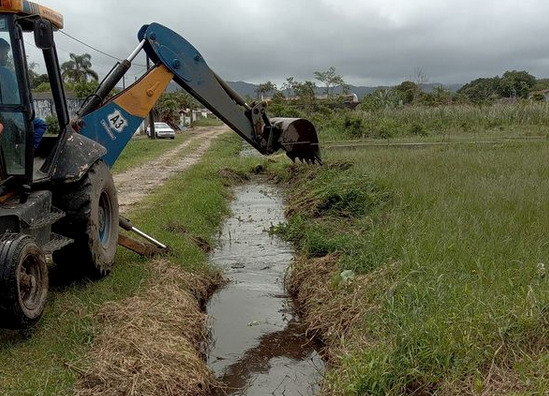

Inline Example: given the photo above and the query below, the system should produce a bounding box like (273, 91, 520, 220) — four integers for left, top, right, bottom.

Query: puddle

(207, 183, 324, 396)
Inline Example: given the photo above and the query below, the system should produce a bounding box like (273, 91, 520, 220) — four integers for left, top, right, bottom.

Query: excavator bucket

(270, 118, 321, 164)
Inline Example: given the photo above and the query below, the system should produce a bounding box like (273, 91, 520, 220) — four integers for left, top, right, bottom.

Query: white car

(147, 122, 175, 139)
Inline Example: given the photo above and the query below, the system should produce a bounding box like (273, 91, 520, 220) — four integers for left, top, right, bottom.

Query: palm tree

(60, 53, 98, 83)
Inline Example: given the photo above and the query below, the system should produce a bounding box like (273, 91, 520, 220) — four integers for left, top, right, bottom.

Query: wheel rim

(19, 252, 44, 312)
(98, 190, 113, 247)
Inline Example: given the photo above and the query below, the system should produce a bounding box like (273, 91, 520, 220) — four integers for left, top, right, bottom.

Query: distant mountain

(167, 80, 463, 100)
(167, 80, 258, 99)
(227, 81, 259, 99)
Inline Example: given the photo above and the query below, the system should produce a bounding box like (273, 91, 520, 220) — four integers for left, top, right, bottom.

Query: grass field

(274, 138, 549, 395)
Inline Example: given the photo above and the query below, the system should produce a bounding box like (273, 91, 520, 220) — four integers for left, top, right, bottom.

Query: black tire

(0, 234, 48, 329)
(170, 136, 175, 140)
(53, 160, 119, 278)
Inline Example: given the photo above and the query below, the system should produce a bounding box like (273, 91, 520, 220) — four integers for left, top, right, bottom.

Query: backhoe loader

(0, 1, 320, 329)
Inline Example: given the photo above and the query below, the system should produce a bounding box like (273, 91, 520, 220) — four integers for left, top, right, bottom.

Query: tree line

(256, 68, 549, 112)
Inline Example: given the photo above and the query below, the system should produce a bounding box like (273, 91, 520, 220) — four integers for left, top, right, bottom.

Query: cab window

(0, 19, 20, 105)
(0, 15, 26, 176)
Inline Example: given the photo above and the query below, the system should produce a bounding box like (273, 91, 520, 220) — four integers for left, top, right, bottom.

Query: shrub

(409, 122, 428, 136)
(374, 118, 399, 139)
(267, 102, 305, 118)
(342, 114, 364, 138)
(45, 114, 60, 135)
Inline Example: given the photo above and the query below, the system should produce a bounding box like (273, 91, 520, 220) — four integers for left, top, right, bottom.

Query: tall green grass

(318, 102, 549, 141)
(275, 141, 549, 394)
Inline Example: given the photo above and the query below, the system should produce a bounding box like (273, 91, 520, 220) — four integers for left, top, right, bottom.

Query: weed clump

(284, 163, 391, 219)
(164, 222, 212, 252)
(272, 161, 394, 259)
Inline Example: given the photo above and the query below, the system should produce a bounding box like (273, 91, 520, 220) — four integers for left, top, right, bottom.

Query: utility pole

(146, 55, 156, 139)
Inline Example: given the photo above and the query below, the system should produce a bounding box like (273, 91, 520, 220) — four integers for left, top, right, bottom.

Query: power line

(26, 35, 97, 59)
(59, 29, 148, 68)
(59, 30, 123, 62)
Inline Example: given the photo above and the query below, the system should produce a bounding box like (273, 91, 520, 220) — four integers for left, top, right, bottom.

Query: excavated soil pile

(74, 259, 223, 396)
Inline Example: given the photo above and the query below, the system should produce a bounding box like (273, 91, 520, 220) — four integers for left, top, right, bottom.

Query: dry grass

(286, 254, 400, 358)
(74, 259, 224, 396)
(439, 365, 524, 396)
(217, 168, 249, 186)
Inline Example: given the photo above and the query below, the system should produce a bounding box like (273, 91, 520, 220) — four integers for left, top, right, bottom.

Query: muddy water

(207, 183, 324, 396)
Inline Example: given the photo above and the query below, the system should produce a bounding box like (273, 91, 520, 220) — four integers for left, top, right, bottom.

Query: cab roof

(0, 0, 63, 29)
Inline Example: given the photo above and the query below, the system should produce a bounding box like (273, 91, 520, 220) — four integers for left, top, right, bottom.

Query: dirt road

(114, 126, 229, 213)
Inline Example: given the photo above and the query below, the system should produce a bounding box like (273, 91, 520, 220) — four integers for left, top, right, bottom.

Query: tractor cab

(0, 2, 117, 330)
(0, 13, 35, 184)
(0, 1, 68, 190)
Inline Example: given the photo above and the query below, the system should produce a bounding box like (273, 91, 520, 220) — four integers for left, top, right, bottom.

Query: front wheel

(53, 160, 119, 278)
(0, 234, 48, 329)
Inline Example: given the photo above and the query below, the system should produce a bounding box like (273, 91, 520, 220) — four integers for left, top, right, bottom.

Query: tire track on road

(114, 126, 228, 213)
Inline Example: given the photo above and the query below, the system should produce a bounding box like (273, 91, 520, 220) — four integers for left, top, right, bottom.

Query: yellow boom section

(114, 65, 174, 118)
(0, 0, 63, 29)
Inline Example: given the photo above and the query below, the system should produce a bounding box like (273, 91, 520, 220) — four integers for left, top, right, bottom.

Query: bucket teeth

(293, 154, 322, 165)
(314, 154, 323, 165)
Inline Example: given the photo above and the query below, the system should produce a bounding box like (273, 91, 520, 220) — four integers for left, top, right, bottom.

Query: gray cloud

(37, 0, 549, 87)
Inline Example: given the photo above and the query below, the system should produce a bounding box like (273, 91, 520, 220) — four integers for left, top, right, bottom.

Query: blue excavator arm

(73, 23, 320, 167)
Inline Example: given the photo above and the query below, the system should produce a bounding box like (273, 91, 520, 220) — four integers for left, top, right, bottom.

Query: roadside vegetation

(0, 133, 242, 395)
(191, 117, 224, 128)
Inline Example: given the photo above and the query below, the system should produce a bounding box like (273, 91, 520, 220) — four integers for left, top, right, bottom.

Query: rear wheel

(53, 160, 119, 278)
(0, 234, 48, 329)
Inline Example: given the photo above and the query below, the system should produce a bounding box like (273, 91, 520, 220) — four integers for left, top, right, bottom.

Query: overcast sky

(31, 0, 549, 87)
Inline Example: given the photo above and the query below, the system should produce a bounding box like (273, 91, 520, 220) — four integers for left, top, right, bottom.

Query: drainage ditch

(207, 183, 324, 396)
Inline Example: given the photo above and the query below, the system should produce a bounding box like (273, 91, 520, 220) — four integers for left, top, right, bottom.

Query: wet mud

(207, 183, 324, 396)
